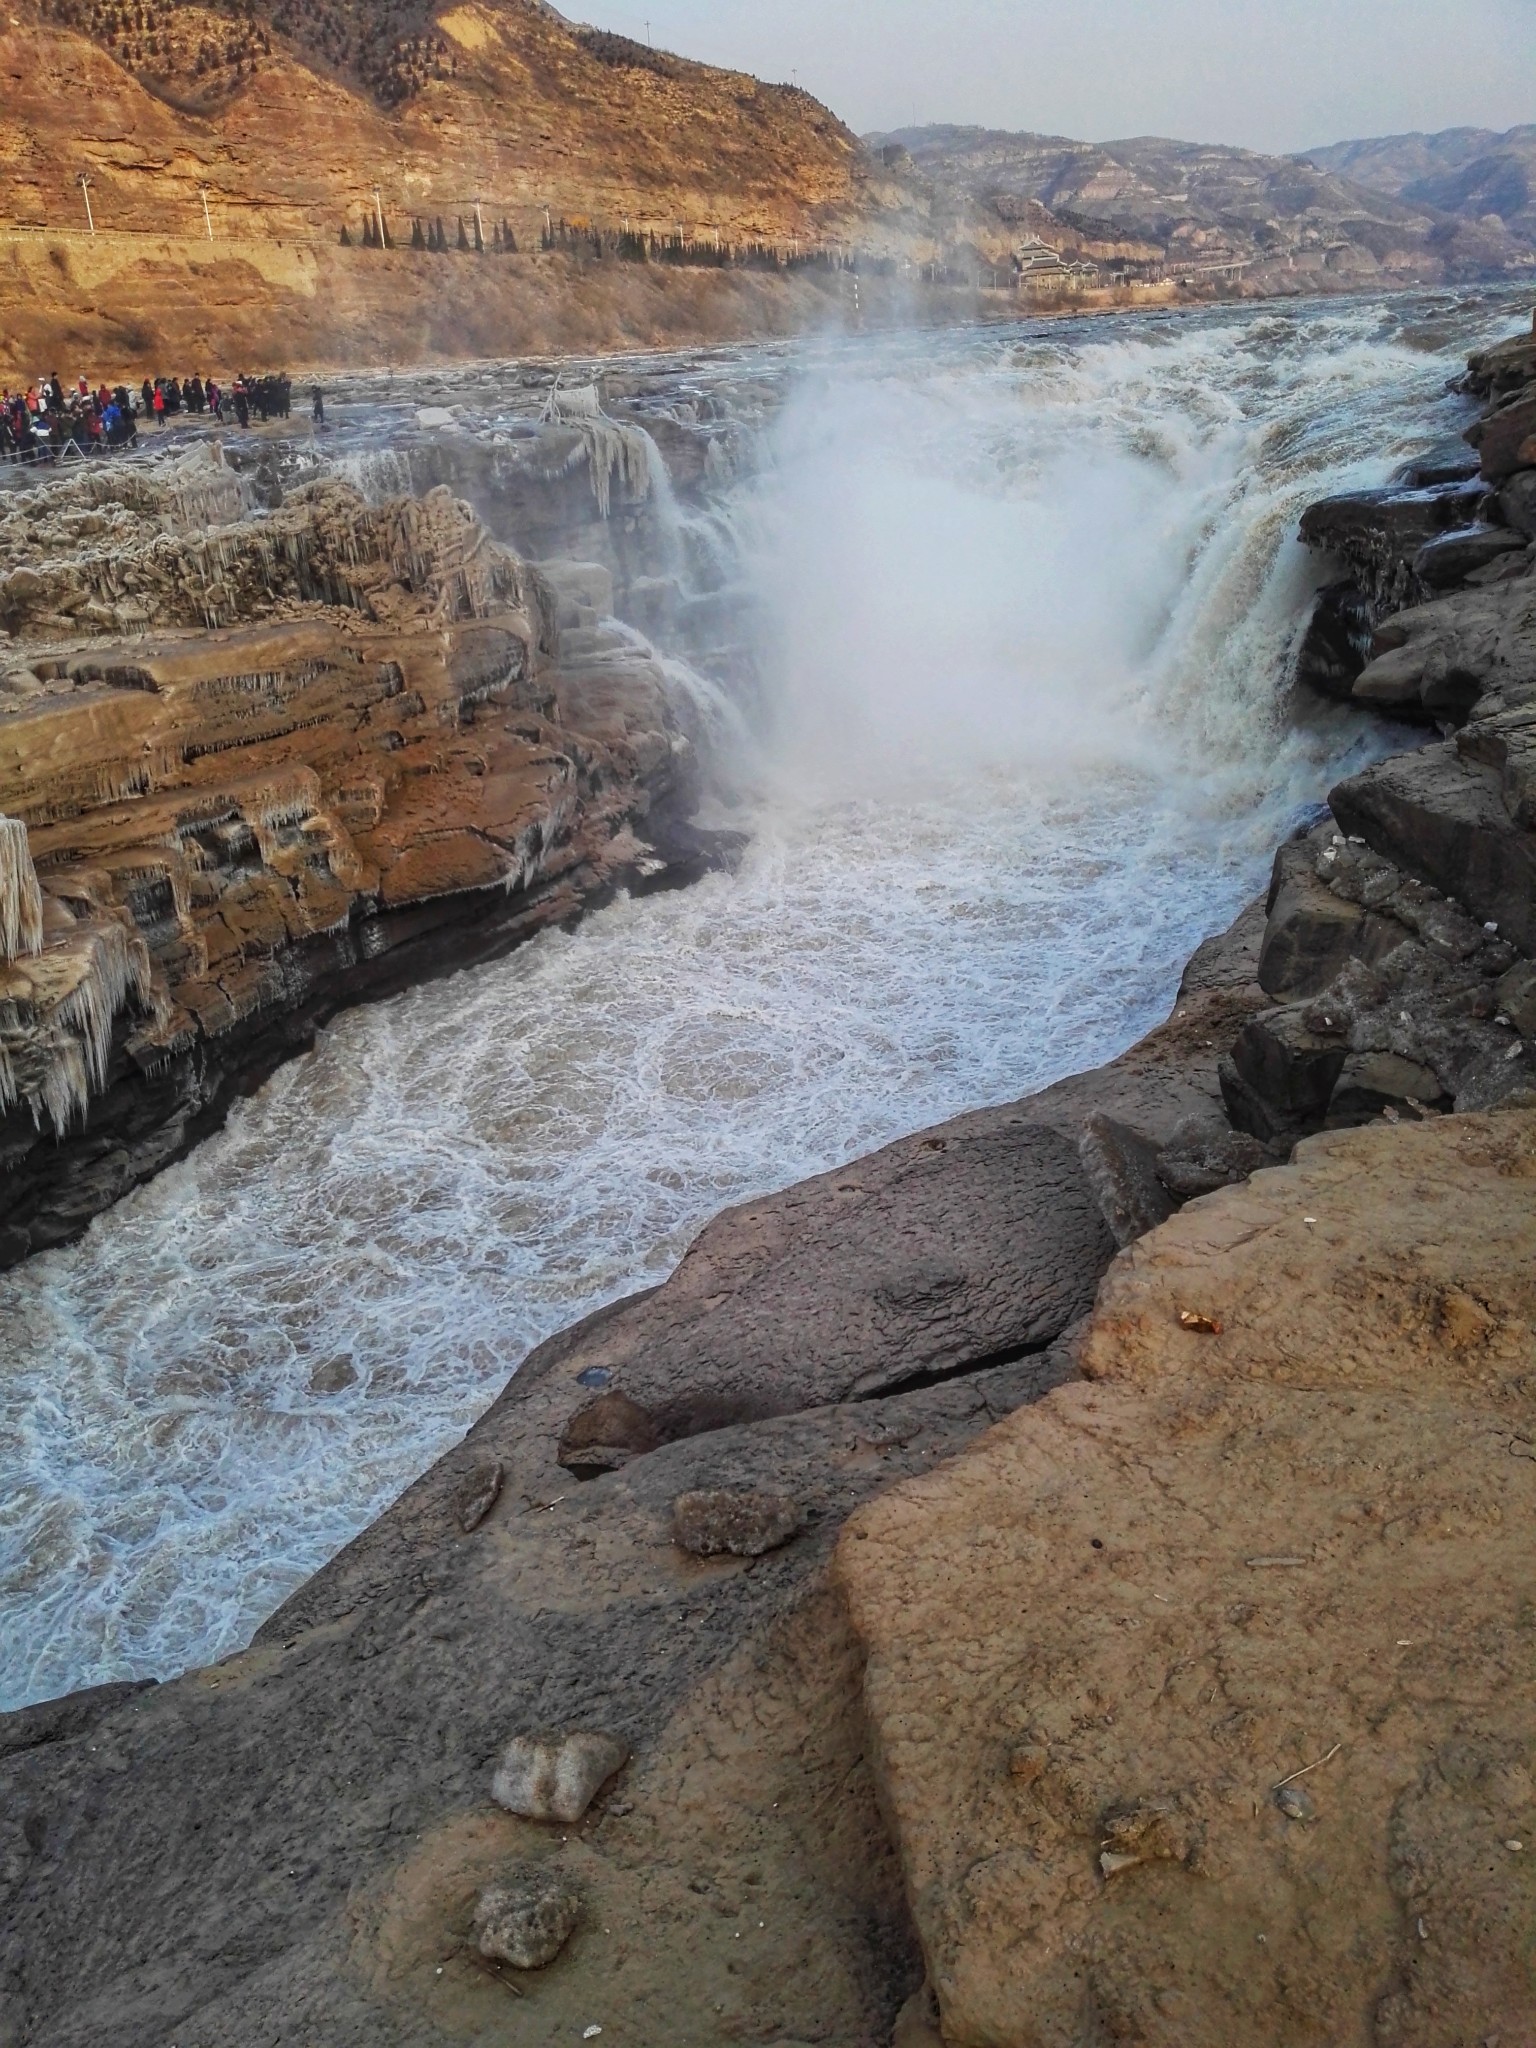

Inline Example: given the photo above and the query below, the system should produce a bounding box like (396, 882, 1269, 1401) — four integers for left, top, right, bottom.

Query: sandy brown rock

(472, 1864, 581, 1970)
(836, 1109, 1536, 2048)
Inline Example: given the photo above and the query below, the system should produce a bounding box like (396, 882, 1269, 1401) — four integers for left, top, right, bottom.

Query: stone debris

(1076, 1111, 1174, 1247)
(472, 1864, 581, 1970)
(670, 1488, 805, 1558)
(1274, 1782, 1317, 1823)
(491, 1729, 631, 1824)
(451, 1458, 505, 1534)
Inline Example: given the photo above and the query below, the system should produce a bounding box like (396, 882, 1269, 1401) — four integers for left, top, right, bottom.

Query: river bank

(2, 297, 1534, 2044)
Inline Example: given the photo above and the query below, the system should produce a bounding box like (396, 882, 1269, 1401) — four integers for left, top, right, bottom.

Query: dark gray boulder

(1413, 525, 1528, 588)
(1258, 839, 1403, 1000)
(1076, 1112, 1174, 1247)
(1331, 746, 1536, 955)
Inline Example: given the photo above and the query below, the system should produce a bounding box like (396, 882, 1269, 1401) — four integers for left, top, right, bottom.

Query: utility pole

(77, 172, 95, 235)
(372, 184, 386, 248)
(200, 186, 213, 240)
(645, 20, 651, 45)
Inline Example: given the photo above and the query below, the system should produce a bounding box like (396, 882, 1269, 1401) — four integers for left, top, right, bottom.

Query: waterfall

(0, 290, 1524, 1714)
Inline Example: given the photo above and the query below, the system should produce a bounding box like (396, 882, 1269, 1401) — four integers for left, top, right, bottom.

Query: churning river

(1, 290, 1523, 1710)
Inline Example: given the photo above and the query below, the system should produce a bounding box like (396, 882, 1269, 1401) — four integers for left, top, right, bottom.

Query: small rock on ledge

(671, 1488, 806, 1558)
(473, 1865, 581, 1969)
(491, 1729, 630, 1824)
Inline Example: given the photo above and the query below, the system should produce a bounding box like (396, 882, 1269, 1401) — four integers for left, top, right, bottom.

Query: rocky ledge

(0, 446, 728, 1266)
(2, 323, 1536, 2047)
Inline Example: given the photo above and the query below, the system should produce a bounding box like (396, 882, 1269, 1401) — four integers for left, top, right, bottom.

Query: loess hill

(4, 0, 873, 243)
(870, 123, 1536, 291)
(0, 0, 919, 373)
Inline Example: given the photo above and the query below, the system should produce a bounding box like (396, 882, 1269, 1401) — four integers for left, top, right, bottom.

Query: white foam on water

(0, 291, 1524, 1709)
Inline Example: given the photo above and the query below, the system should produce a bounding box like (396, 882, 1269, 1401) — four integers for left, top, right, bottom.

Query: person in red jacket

(151, 382, 166, 425)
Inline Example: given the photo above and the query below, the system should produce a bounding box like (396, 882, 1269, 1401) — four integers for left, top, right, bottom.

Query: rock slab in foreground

(837, 1109, 1536, 2048)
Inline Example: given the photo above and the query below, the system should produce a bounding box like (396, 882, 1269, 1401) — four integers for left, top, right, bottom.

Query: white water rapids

(0, 292, 1523, 1710)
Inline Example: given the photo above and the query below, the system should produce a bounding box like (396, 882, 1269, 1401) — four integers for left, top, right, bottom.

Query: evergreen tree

(473, 214, 484, 253)
(339, 223, 352, 247)
(502, 219, 516, 254)
(411, 217, 425, 249)
(362, 214, 376, 247)
(456, 216, 469, 251)
(433, 216, 446, 251)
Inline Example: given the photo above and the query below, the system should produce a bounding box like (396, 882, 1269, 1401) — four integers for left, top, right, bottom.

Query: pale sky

(579, 0, 1536, 155)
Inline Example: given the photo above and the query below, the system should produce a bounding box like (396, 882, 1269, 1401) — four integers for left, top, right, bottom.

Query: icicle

(56, 922, 151, 1092)
(0, 817, 43, 962)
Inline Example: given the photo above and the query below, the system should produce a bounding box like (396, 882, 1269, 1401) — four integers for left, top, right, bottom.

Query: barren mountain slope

(3, 0, 893, 247)
(1305, 126, 1536, 236)
(872, 123, 1534, 284)
(0, 0, 939, 371)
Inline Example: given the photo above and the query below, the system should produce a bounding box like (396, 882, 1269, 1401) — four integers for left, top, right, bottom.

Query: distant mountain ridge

(869, 123, 1535, 289)
(1301, 125, 1536, 244)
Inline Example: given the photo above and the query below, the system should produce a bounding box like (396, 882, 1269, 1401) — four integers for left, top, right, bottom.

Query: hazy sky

(581, 0, 1536, 154)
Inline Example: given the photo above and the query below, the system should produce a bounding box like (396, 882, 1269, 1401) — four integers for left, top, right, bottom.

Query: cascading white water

(0, 291, 1524, 1711)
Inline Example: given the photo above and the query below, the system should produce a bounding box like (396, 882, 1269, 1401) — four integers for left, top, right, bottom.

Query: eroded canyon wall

(0, 442, 715, 1262)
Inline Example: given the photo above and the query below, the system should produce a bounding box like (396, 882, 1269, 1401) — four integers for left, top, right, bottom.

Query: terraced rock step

(0, 447, 717, 1264)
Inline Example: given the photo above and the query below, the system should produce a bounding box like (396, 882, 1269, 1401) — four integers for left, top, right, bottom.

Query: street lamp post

(372, 185, 386, 248)
(200, 186, 214, 240)
(77, 173, 95, 235)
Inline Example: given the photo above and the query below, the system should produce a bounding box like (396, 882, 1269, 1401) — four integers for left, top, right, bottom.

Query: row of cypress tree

(340, 216, 517, 252)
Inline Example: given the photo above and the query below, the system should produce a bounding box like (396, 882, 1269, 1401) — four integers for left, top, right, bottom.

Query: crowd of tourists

(0, 369, 307, 464)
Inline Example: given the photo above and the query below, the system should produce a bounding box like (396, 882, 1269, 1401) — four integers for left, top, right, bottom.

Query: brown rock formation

(0, 895, 1276, 2048)
(0, 0, 935, 374)
(0, 444, 715, 1262)
(3, 0, 869, 248)
(837, 1108, 1536, 2046)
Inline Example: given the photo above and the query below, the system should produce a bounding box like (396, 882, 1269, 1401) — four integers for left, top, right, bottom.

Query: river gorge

(2, 287, 1524, 1714)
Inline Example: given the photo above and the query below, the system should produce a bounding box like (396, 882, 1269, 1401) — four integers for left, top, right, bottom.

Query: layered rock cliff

(0, 442, 717, 1263)
(7, 0, 1534, 377)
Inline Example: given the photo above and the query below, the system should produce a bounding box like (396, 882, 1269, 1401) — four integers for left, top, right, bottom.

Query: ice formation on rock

(0, 816, 44, 961)
(540, 382, 655, 519)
